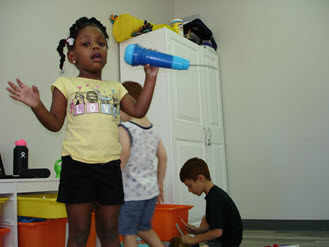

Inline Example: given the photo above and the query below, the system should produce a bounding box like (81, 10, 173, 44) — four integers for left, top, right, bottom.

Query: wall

(173, 0, 329, 220)
(2, 0, 329, 221)
(0, 0, 174, 176)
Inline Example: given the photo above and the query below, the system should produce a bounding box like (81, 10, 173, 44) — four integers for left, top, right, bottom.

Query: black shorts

(57, 156, 124, 205)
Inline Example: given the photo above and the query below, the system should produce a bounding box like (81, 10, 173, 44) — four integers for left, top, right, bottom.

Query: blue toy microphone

(124, 44, 190, 70)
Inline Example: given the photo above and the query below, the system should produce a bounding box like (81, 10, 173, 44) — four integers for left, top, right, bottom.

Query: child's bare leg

(138, 229, 164, 247)
(94, 202, 121, 247)
(122, 235, 138, 247)
(66, 202, 93, 247)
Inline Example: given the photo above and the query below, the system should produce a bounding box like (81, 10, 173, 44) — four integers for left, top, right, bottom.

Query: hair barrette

(66, 37, 75, 46)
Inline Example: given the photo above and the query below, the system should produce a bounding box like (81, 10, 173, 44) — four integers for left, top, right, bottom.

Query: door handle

(207, 128, 212, 146)
(204, 128, 209, 146)
(204, 128, 211, 146)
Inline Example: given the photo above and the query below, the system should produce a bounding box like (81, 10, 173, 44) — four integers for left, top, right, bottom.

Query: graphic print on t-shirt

(70, 86, 120, 120)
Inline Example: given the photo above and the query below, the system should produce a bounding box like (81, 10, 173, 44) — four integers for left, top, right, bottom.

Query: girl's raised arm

(120, 64, 159, 118)
(7, 78, 67, 132)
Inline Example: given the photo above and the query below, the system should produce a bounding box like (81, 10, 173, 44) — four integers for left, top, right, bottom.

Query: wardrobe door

(201, 48, 228, 192)
(167, 33, 207, 224)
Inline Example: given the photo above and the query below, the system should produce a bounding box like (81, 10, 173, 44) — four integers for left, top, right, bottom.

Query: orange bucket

(152, 204, 193, 241)
(18, 212, 96, 247)
(18, 218, 67, 247)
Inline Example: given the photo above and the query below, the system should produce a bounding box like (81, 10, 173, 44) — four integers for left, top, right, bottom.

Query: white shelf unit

(0, 178, 59, 247)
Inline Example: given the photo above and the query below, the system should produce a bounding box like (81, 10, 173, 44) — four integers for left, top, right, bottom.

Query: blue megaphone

(124, 44, 190, 70)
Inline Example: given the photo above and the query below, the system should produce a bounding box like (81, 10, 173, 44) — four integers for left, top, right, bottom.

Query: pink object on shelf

(15, 139, 27, 146)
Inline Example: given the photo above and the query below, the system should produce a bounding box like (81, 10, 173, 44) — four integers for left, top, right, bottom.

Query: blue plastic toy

(124, 44, 190, 70)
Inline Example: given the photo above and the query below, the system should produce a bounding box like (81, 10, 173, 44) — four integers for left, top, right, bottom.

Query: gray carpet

(241, 230, 329, 247)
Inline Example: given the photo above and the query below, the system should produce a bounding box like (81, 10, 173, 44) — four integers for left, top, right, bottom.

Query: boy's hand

(7, 78, 40, 108)
(144, 64, 159, 79)
(185, 224, 199, 235)
(181, 235, 196, 245)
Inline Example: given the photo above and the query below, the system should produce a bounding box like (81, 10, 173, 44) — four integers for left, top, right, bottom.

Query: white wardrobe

(119, 28, 227, 224)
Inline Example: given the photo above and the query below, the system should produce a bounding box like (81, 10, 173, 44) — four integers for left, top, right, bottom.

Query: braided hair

(57, 17, 109, 71)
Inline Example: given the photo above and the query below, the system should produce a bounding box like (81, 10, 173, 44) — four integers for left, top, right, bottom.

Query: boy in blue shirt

(179, 157, 243, 247)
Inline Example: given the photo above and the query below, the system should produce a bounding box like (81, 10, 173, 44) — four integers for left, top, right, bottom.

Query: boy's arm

(186, 215, 209, 234)
(183, 215, 222, 245)
(198, 215, 210, 232)
(156, 139, 167, 203)
(118, 125, 131, 170)
(182, 228, 223, 245)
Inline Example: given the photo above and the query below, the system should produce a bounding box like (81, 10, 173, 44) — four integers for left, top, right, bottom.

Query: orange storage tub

(18, 218, 67, 247)
(0, 228, 10, 247)
(18, 213, 96, 247)
(152, 204, 193, 241)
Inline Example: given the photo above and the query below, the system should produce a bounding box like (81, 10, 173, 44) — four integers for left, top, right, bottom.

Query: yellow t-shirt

(51, 77, 128, 164)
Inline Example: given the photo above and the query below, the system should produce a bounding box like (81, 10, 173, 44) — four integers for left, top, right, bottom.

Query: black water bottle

(13, 139, 29, 175)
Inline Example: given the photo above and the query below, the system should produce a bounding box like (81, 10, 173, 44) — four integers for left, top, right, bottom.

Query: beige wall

(0, 0, 173, 175)
(173, 0, 329, 220)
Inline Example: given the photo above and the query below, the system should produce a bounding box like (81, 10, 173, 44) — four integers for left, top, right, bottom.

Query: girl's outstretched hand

(7, 78, 40, 108)
(144, 64, 159, 79)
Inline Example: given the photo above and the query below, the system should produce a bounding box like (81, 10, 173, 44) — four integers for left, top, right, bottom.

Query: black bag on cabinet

(183, 18, 217, 50)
